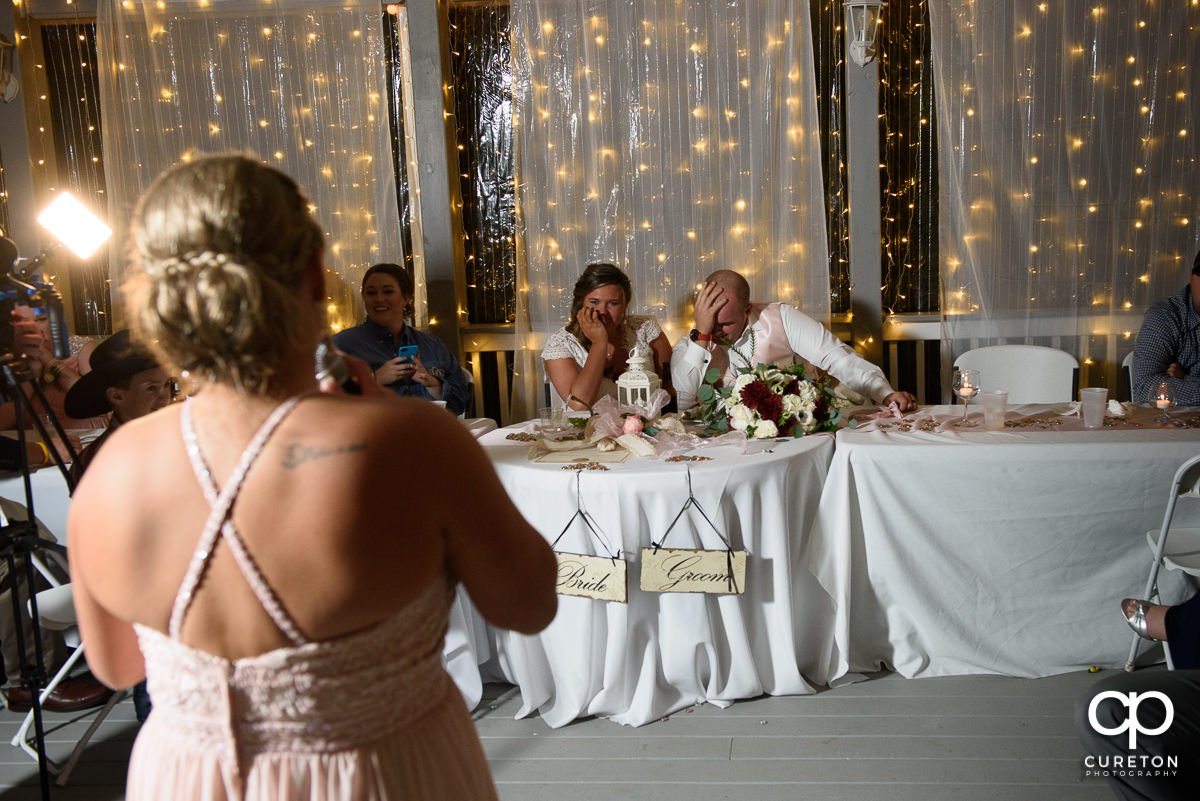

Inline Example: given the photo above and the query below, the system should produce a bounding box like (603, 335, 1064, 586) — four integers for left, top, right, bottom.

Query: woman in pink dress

(68, 154, 557, 800)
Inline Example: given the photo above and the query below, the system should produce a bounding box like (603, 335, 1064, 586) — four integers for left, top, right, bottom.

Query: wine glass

(1150, 380, 1176, 421)
(952, 369, 980, 427)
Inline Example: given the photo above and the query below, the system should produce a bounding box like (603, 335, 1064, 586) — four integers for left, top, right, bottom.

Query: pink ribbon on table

(846, 401, 903, 426)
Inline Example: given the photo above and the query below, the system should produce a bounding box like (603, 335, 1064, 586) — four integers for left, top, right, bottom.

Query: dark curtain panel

(811, 0, 937, 315)
(382, 8, 416, 277)
(449, 0, 515, 325)
(40, 23, 110, 336)
(810, 0, 850, 315)
(879, 0, 939, 313)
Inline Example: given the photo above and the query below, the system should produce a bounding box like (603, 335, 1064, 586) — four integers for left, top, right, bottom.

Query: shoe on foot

(4, 675, 113, 714)
(1123, 598, 1159, 641)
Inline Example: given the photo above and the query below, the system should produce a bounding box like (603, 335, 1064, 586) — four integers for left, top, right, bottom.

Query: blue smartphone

(396, 345, 419, 363)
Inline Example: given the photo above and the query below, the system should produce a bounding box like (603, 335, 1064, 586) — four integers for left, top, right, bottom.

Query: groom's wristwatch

(689, 328, 714, 343)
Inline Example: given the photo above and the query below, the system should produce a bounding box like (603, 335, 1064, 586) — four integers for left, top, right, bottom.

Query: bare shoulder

(68, 406, 184, 563)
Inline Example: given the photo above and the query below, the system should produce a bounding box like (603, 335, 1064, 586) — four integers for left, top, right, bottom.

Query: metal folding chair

(1124, 454, 1200, 672)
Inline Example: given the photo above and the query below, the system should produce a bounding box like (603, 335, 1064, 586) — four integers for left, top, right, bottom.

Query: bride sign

(549, 472, 627, 603)
(555, 552, 626, 602)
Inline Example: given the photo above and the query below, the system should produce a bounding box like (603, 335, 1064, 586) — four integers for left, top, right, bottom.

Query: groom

(671, 269, 917, 413)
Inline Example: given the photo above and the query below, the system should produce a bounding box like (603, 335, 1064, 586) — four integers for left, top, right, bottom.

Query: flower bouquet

(693, 362, 848, 438)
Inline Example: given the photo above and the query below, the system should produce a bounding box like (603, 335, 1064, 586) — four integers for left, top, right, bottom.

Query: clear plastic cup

(979, 389, 1008, 430)
(1080, 387, 1108, 429)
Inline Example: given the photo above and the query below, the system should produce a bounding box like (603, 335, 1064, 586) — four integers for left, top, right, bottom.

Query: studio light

(36, 192, 112, 260)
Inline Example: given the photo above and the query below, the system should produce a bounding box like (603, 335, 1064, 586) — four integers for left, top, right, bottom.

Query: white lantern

(844, 0, 885, 67)
(616, 346, 661, 411)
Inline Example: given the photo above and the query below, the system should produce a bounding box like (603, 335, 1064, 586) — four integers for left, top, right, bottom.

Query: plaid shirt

(1132, 285, 1200, 405)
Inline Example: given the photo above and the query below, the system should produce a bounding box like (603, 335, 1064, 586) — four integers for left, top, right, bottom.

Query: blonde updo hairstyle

(126, 154, 324, 393)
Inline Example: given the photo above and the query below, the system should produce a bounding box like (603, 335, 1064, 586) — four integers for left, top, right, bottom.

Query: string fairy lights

(510, 0, 830, 347)
(930, 0, 1199, 390)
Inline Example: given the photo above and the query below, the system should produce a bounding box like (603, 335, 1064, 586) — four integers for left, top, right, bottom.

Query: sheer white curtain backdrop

(96, 0, 400, 330)
(928, 1, 1199, 396)
(509, 0, 830, 418)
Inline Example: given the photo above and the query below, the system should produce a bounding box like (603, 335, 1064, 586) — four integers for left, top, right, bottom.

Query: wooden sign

(555, 552, 627, 603)
(640, 548, 747, 594)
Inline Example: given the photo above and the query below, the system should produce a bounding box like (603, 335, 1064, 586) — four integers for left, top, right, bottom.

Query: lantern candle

(616, 346, 662, 411)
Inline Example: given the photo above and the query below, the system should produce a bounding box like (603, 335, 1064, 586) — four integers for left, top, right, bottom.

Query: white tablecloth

(476, 427, 838, 727)
(0, 462, 74, 541)
(805, 405, 1200, 681)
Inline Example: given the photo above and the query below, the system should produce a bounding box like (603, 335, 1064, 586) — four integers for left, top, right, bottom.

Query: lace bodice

(133, 578, 452, 757)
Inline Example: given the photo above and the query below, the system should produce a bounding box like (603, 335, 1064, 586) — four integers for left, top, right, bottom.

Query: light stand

(0, 357, 76, 801)
(0, 190, 109, 800)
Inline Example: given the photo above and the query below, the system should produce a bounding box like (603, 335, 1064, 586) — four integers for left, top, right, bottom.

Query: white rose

(732, 373, 756, 399)
(754, 419, 778, 438)
(782, 394, 803, 417)
(796, 381, 820, 404)
(729, 404, 755, 431)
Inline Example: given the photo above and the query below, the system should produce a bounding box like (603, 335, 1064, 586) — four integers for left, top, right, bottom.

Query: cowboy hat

(63, 330, 158, 419)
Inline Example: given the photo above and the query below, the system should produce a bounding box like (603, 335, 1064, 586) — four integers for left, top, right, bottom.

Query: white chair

(1121, 351, 1136, 402)
(1124, 454, 1200, 672)
(11, 583, 123, 786)
(461, 417, 498, 438)
(953, 345, 1078, 403)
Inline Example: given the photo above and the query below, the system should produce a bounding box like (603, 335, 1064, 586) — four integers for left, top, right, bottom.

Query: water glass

(1080, 387, 1108, 429)
(538, 406, 567, 438)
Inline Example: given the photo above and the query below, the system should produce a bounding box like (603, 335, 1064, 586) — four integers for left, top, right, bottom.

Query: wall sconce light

(844, 0, 885, 67)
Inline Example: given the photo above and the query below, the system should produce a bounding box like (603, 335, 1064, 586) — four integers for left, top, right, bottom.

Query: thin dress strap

(169, 396, 309, 645)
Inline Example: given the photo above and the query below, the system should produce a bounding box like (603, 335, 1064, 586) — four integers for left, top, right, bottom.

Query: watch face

(689, 328, 700, 342)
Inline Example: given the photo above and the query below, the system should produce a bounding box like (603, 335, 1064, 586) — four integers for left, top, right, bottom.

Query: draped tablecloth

(805, 404, 1200, 682)
(477, 427, 839, 727)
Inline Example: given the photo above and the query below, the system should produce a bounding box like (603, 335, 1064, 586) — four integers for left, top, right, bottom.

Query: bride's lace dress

(126, 397, 496, 800)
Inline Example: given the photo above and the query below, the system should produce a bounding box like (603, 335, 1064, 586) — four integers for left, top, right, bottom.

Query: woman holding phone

(333, 263, 470, 414)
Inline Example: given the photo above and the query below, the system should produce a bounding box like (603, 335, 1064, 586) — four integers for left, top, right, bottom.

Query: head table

(10, 407, 1198, 729)
(805, 403, 1200, 683)
(474, 424, 839, 727)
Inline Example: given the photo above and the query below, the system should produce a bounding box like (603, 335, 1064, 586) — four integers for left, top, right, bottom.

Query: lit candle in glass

(1152, 381, 1174, 412)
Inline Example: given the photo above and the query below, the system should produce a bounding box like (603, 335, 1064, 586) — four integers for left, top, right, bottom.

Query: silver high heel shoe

(1123, 598, 1158, 641)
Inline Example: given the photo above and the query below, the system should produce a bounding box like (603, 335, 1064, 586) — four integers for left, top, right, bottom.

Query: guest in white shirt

(672, 269, 917, 413)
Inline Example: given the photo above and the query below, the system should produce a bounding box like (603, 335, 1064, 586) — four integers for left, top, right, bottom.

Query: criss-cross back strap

(169, 396, 309, 645)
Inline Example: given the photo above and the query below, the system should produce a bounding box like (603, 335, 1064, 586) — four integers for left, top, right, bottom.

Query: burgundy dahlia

(739, 380, 784, 422)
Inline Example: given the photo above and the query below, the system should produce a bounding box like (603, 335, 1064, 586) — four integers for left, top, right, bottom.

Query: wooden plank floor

(0, 669, 1118, 800)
